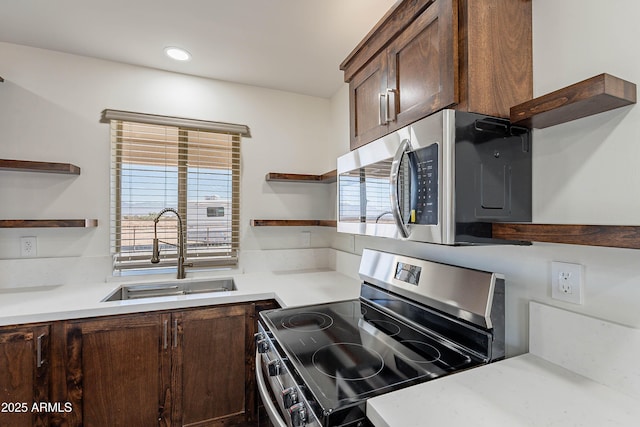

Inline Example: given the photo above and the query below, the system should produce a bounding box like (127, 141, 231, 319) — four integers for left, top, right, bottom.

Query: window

(103, 110, 250, 272)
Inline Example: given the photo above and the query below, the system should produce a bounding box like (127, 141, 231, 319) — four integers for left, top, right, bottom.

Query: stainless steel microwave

(337, 109, 532, 245)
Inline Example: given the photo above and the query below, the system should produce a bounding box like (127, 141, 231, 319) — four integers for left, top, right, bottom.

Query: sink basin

(102, 278, 236, 302)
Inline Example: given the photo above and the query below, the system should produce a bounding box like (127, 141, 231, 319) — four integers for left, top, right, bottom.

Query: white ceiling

(0, 0, 396, 98)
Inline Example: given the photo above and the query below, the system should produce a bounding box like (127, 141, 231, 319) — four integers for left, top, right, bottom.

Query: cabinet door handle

(379, 92, 388, 125)
(173, 319, 178, 348)
(36, 333, 46, 368)
(163, 319, 169, 350)
(386, 88, 397, 122)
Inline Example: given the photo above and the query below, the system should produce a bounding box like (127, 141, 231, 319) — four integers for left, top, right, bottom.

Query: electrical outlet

(20, 236, 37, 257)
(551, 261, 584, 304)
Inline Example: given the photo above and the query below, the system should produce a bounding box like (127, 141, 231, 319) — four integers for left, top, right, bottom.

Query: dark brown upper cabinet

(341, 0, 533, 150)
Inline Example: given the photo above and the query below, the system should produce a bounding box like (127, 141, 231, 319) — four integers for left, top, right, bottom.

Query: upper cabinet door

(387, 0, 457, 132)
(349, 53, 389, 150)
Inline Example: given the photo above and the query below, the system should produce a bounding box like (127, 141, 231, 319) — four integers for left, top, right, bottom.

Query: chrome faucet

(151, 208, 191, 279)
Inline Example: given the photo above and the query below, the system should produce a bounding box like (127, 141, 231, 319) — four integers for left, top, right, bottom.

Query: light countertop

(367, 353, 640, 427)
(0, 269, 361, 327)
(367, 302, 640, 427)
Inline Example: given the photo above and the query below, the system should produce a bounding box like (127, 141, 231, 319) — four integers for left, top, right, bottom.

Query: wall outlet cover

(20, 236, 37, 257)
(551, 261, 584, 304)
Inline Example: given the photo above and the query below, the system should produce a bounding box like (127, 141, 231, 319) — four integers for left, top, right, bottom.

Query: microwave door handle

(390, 139, 411, 238)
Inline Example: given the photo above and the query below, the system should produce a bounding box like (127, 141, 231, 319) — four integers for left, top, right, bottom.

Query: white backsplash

(0, 248, 349, 289)
(0, 256, 113, 289)
(239, 248, 335, 273)
(530, 301, 640, 399)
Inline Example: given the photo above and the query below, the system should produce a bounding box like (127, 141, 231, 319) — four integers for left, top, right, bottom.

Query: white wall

(532, 0, 640, 224)
(0, 42, 335, 285)
(329, 0, 640, 356)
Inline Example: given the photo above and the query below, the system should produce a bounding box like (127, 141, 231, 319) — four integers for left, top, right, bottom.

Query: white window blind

(104, 110, 248, 272)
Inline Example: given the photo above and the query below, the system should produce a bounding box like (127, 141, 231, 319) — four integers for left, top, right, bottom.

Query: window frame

(103, 109, 249, 273)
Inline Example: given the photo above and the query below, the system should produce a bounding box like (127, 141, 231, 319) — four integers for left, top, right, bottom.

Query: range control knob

(267, 359, 283, 376)
(288, 402, 307, 427)
(257, 339, 269, 353)
(282, 387, 298, 408)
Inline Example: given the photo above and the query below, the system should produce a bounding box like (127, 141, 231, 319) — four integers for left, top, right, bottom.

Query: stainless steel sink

(102, 278, 236, 302)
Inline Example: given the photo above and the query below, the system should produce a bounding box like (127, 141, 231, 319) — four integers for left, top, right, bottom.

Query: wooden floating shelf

(0, 219, 98, 228)
(250, 219, 337, 227)
(265, 170, 337, 183)
(0, 76, 4, 82)
(0, 159, 81, 175)
(492, 223, 640, 249)
(510, 73, 637, 129)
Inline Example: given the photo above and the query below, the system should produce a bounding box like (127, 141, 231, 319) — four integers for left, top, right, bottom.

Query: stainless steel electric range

(256, 249, 505, 427)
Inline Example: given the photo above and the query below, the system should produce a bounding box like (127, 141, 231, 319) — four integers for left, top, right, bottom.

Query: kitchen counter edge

(0, 270, 361, 327)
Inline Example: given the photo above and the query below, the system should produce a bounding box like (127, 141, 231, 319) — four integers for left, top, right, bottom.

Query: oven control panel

(395, 261, 422, 286)
(256, 323, 321, 427)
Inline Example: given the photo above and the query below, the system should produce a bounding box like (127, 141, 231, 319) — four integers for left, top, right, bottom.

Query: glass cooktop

(260, 299, 482, 413)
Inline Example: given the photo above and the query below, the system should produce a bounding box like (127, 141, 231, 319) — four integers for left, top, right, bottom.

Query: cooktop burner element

(256, 249, 505, 427)
(368, 320, 401, 337)
(397, 340, 441, 363)
(313, 343, 384, 380)
(281, 311, 334, 331)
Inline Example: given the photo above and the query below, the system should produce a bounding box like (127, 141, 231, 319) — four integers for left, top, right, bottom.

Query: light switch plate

(551, 261, 584, 304)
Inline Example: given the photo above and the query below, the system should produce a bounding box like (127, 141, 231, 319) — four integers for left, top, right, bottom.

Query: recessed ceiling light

(164, 47, 191, 61)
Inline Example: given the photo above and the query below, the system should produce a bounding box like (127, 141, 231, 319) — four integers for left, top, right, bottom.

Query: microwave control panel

(412, 144, 438, 225)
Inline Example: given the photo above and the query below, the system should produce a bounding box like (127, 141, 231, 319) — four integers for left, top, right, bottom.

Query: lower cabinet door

(172, 304, 252, 427)
(60, 313, 170, 427)
(0, 325, 49, 427)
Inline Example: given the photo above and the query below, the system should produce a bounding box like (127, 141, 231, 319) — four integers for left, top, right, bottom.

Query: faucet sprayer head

(151, 237, 160, 263)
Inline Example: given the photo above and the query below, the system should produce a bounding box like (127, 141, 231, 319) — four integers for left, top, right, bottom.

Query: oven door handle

(390, 138, 411, 238)
(256, 350, 289, 427)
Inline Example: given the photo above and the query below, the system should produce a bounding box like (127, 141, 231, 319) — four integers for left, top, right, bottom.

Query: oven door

(255, 350, 288, 427)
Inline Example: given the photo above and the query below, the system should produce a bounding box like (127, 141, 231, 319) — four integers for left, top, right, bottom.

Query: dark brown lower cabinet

(53, 312, 169, 427)
(172, 304, 254, 427)
(48, 302, 270, 427)
(0, 324, 50, 427)
(0, 300, 278, 427)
